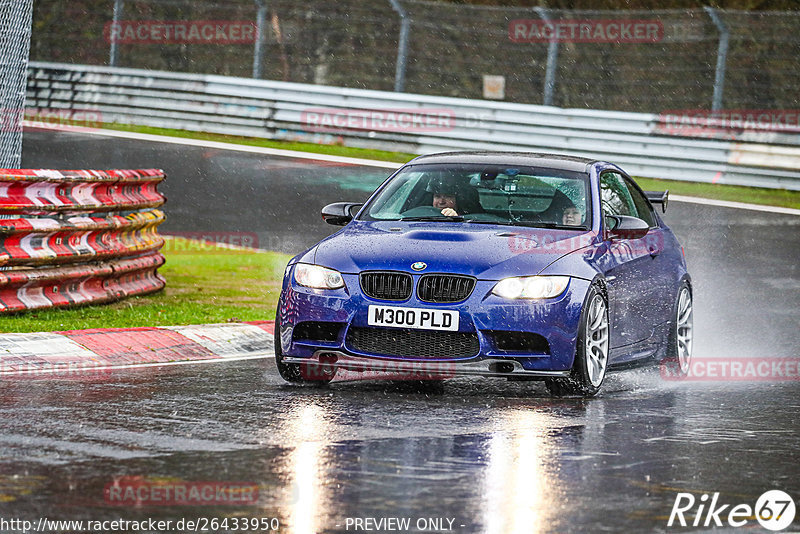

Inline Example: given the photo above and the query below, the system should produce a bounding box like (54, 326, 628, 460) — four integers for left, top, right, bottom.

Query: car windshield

(360, 163, 591, 229)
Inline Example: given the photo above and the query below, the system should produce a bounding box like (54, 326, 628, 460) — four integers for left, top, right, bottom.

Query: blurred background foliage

(30, 0, 800, 112)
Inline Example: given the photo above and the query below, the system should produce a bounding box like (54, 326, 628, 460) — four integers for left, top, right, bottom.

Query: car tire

(274, 307, 335, 385)
(545, 285, 609, 397)
(664, 281, 693, 378)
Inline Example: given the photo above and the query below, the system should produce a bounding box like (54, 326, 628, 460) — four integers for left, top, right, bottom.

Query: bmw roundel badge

(411, 262, 427, 271)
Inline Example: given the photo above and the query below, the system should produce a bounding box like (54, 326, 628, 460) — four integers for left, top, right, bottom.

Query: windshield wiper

(398, 216, 465, 222)
(463, 219, 587, 230)
(517, 222, 589, 230)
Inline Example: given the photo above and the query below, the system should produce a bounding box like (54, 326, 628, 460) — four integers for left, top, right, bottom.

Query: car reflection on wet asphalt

(1, 359, 798, 533)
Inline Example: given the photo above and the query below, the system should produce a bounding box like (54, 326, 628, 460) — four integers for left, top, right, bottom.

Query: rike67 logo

(668, 490, 796, 531)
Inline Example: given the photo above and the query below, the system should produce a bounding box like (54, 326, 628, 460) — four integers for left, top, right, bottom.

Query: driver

(433, 192, 459, 217)
(427, 174, 482, 216)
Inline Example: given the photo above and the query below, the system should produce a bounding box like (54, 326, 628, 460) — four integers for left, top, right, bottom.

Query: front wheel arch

(545, 282, 610, 397)
(274, 305, 335, 385)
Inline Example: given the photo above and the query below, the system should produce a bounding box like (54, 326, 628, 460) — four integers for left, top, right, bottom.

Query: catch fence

(29, 1, 800, 113)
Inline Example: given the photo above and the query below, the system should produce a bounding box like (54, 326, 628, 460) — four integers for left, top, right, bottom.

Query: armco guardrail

(0, 169, 166, 313)
(25, 62, 800, 191)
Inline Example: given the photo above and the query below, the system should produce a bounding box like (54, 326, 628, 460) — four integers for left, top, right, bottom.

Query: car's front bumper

(278, 270, 591, 374)
(281, 350, 572, 380)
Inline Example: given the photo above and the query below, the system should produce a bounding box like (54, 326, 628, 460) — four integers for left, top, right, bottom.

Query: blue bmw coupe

(275, 152, 693, 396)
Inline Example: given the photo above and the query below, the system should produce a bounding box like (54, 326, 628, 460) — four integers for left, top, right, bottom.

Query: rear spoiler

(645, 190, 669, 213)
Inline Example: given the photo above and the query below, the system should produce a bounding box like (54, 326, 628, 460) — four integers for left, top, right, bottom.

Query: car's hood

(312, 221, 594, 280)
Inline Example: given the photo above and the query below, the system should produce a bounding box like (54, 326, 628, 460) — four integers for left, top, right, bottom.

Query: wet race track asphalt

(2, 128, 798, 533)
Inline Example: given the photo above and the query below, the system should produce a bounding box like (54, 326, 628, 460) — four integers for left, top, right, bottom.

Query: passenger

(562, 206, 583, 226)
(540, 189, 583, 226)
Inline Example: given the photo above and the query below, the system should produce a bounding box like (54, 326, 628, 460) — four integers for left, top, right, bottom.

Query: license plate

(368, 305, 459, 331)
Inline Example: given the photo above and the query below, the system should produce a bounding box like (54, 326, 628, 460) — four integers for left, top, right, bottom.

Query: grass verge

(101, 122, 800, 210)
(0, 238, 291, 333)
(631, 176, 800, 210)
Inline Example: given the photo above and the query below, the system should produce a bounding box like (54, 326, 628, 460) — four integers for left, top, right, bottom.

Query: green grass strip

(0, 238, 291, 333)
(631, 176, 800, 210)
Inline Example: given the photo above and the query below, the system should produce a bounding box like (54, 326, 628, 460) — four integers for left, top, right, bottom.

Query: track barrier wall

(0, 168, 166, 313)
(25, 62, 800, 191)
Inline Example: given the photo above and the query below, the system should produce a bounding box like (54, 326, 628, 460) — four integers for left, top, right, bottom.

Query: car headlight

(294, 263, 345, 290)
(492, 276, 569, 299)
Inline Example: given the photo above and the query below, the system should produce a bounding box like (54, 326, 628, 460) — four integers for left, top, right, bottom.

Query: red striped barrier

(0, 251, 165, 313)
(0, 169, 165, 214)
(0, 169, 167, 313)
(0, 209, 164, 266)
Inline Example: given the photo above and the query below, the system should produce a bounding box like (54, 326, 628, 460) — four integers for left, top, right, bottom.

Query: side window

(624, 177, 656, 227)
(599, 172, 636, 217)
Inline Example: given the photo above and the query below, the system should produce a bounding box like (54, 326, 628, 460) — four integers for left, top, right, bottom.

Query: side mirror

(321, 202, 363, 226)
(605, 215, 650, 240)
(645, 190, 669, 213)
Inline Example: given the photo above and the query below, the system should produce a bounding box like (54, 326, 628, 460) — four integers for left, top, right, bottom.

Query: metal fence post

(389, 0, 410, 92)
(534, 7, 558, 107)
(252, 0, 268, 79)
(0, 0, 34, 169)
(705, 7, 729, 112)
(109, 0, 123, 67)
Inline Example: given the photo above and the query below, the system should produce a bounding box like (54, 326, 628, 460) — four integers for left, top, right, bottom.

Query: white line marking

(670, 194, 800, 216)
(25, 122, 799, 215)
(23, 121, 403, 169)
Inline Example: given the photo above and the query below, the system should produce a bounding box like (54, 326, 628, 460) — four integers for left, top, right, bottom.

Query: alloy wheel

(585, 293, 609, 387)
